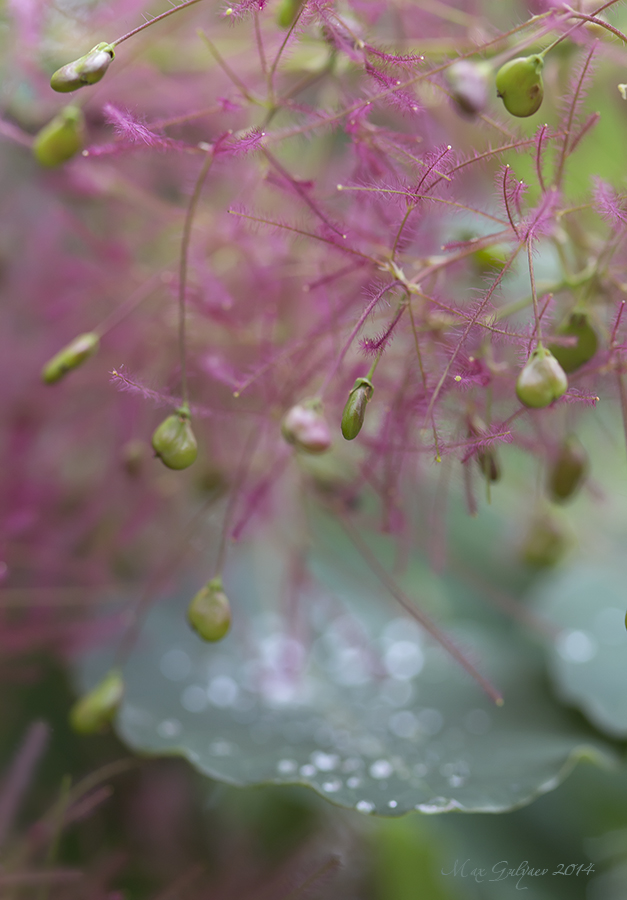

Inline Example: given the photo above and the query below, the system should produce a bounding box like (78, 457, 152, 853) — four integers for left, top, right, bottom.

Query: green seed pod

(151, 405, 198, 470)
(41, 332, 99, 384)
(69, 668, 124, 734)
(521, 511, 569, 568)
(276, 0, 305, 28)
(341, 377, 374, 441)
(33, 106, 85, 168)
(446, 60, 492, 117)
(50, 42, 115, 93)
(516, 345, 568, 409)
(472, 244, 509, 272)
(548, 312, 598, 373)
(495, 54, 544, 117)
(187, 577, 231, 642)
(547, 435, 588, 503)
(281, 399, 331, 454)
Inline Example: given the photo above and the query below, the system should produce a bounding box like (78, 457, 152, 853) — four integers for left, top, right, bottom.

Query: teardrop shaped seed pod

(516, 345, 568, 409)
(495, 54, 544, 117)
(151, 405, 198, 470)
(281, 399, 331, 454)
(341, 377, 374, 441)
(547, 435, 588, 503)
(187, 577, 231, 642)
(521, 511, 569, 568)
(50, 42, 115, 93)
(446, 60, 492, 117)
(69, 669, 124, 734)
(33, 106, 85, 168)
(547, 312, 598, 373)
(41, 332, 99, 384)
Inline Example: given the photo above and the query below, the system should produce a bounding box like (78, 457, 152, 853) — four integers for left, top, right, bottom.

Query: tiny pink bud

(281, 400, 331, 454)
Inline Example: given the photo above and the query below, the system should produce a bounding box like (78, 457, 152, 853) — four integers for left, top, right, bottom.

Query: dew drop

(388, 800, 398, 808)
(556, 629, 597, 663)
(277, 758, 298, 775)
(322, 778, 342, 793)
(300, 763, 317, 777)
(347, 776, 361, 789)
(356, 799, 375, 814)
(370, 759, 393, 780)
(311, 751, 339, 772)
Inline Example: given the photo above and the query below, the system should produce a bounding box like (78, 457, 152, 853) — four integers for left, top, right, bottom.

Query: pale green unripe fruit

(33, 106, 85, 167)
(151, 405, 198, 470)
(496, 54, 544, 117)
(341, 377, 373, 441)
(187, 577, 231, 642)
(50, 42, 115, 93)
(516, 345, 568, 409)
(42, 332, 99, 384)
(69, 669, 124, 734)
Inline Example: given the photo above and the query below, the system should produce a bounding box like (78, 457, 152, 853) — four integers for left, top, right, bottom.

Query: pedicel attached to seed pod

(548, 312, 598, 373)
(468, 415, 501, 483)
(521, 510, 569, 569)
(547, 435, 588, 503)
(33, 106, 85, 167)
(69, 668, 124, 734)
(516, 344, 568, 409)
(281, 399, 331, 454)
(446, 59, 492, 117)
(151, 404, 198, 470)
(495, 54, 544, 117)
(50, 42, 115, 93)
(341, 377, 374, 441)
(187, 576, 231, 642)
(41, 332, 99, 384)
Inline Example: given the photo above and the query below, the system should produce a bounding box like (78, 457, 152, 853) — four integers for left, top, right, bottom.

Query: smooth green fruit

(521, 512, 569, 568)
(341, 377, 374, 441)
(187, 577, 231, 642)
(42, 332, 99, 384)
(548, 312, 598, 373)
(516, 345, 568, 409)
(151, 405, 198, 470)
(281, 399, 331, 454)
(50, 42, 115, 93)
(496, 54, 544, 117)
(69, 669, 124, 734)
(446, 60, 492, 117)
(33, 106, 85, 167)
(277, 0, 305, 28)
(547, 435, 588, 503)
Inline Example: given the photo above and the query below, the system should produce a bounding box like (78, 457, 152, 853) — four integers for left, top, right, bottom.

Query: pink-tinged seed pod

(187, 577, 231, 642)
(50, 42, 115, 93)
(516, 345, 568, 409)
(446, 60, 492, 117)
(281, 399, 332, 454)
(69, 669, 124, 734)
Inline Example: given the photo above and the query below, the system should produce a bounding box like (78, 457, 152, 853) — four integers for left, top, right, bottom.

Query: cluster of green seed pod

(187, 577, 231, 642)
(41, 332, 99, 384)
(33, 106, 85, 168)
(151, 404, 198, 470)
(69, 668, 124, 734)
(495, 54, 544, 117)
(341, 377, 374, 441)
(516, 344, 568, 409)
(50, 42, 115, 93)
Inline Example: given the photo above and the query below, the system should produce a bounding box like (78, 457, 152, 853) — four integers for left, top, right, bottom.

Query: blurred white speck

(311, 751, 339, 771)
(464, 708, 491, 735)
(277, 759, 298, 775)
(416, 708, 443, 736)
(370, 759, 393, 780)
(322, 779, 342, 792)
(160, 648, 191, 681)
(208, 675, 239, 707)
(300, 764, 316, 777)
(384, 641, 424, 680)
(181, 684, 208, 712)
(556, 629, 598, 663)
(388, 800, 398, 808)
(389, 710, 418, 739)
(356, 800, 375, 814)
(157, 718, 181, 738)
(594, 608, 626, 646)
(347, 776, 361, 789)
